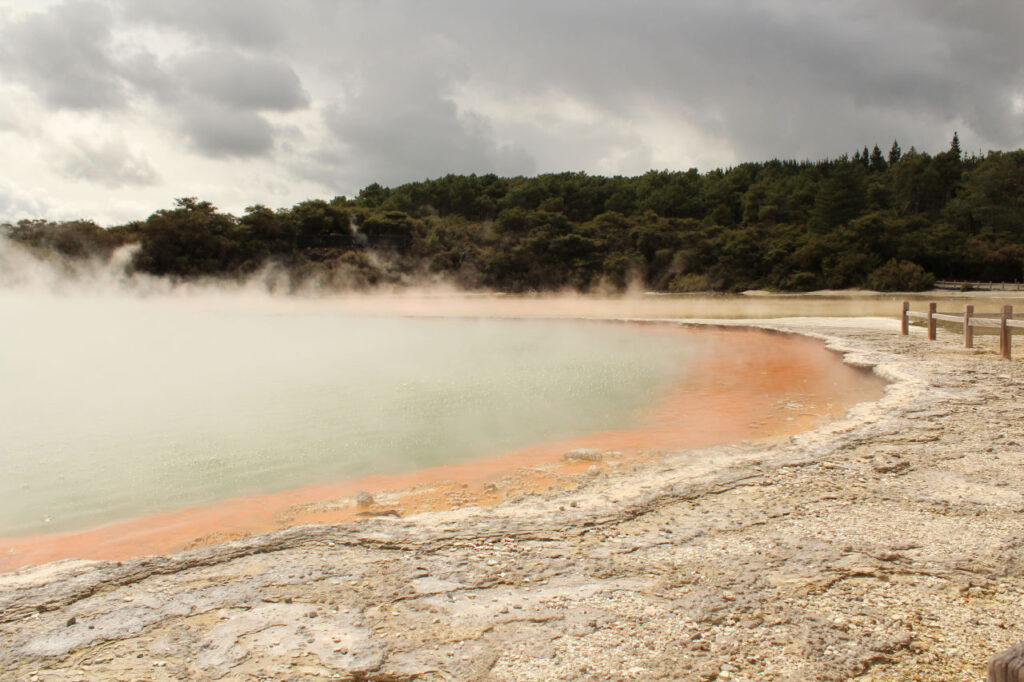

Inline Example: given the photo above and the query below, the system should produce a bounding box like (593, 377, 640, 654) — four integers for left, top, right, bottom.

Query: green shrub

(668, 273, 713, 292)
(865, 259, 935, 291)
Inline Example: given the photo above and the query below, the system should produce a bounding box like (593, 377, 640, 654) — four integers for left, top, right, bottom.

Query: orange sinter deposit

(0, 325, 884, 573)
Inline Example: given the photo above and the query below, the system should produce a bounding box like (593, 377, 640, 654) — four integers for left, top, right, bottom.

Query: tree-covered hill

(6, 135, 1024, 293)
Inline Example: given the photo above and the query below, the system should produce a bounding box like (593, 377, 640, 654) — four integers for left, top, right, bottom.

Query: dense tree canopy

(6, 136, 1023, 293)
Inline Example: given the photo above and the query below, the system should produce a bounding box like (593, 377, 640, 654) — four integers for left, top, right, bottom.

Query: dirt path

(2, 317, 1022, 681)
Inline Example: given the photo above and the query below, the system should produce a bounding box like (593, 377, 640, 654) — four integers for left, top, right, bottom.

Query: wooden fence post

(1001, 305, 1013, 360)
(964, 304, 974, 348)
(901, 301, 909, 336)
(928, 302, 937, 340)
(988, 641, 1024, 681)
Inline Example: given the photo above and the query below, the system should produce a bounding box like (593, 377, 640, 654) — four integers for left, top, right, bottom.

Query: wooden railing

(901, 301, 1022, 359)
(990, 642, 1024, 681)
(934, 280, 1024, 291)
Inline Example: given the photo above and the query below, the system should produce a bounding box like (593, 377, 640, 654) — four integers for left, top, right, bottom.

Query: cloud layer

(0, 0, 1020, 224)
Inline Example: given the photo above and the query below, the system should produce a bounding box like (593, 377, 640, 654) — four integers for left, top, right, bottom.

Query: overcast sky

(0, 0, 1021, 225)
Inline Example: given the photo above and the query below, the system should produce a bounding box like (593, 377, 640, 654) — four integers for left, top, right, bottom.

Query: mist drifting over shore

(0, 235, 711, 536)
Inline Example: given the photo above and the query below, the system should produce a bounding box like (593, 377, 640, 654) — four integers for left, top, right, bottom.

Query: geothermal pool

(1, 292, 712, 538)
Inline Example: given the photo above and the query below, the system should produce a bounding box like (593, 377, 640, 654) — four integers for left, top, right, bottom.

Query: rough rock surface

(3, 317, 1023, 681)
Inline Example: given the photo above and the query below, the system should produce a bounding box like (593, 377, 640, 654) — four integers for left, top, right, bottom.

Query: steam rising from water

(0, 237, 706, 536)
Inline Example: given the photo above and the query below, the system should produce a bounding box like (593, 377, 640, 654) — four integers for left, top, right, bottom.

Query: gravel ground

(2, 316, 1022, 681)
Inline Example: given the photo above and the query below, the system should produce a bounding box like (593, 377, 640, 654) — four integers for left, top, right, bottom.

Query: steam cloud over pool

(0, 291, 707, 537)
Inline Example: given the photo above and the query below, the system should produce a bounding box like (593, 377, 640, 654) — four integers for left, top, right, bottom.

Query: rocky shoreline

(3, 317, 1023, 681)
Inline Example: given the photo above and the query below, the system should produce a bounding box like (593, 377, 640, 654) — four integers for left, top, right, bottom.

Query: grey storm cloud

(123, 0, 296, 49)
(177, 102, 276, 159)
(163, 51, 309, 158)
(393, 0, 1024, 158)
(0, 0, 1022, 216)
(322, 65, 534, 188)
(279, 0, 1023, 181)
(170, 51, 308, 112)
(0, 1, 315, 161)
(0, 1, 126, 110)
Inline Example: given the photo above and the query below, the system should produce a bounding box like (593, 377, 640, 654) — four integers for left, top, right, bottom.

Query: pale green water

(0, 292, 708, 537)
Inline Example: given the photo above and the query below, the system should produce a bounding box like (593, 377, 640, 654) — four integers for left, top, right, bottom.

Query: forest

(5, 134, 1024, 293)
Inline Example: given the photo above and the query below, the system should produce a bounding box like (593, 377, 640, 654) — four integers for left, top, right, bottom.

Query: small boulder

(563, 448, 603, 462)
(355, 491, 374, 508)
(872, 454, 909, 474)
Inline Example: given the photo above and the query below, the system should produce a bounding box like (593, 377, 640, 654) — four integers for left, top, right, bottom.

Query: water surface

(0, 292, 706, 537)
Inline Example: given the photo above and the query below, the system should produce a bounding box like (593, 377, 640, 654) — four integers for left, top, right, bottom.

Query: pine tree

(869, 145, 887, 172)
(888, 140, 902, 165)
(933, 131, 964, 202)
(861, 146, 870, 168)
